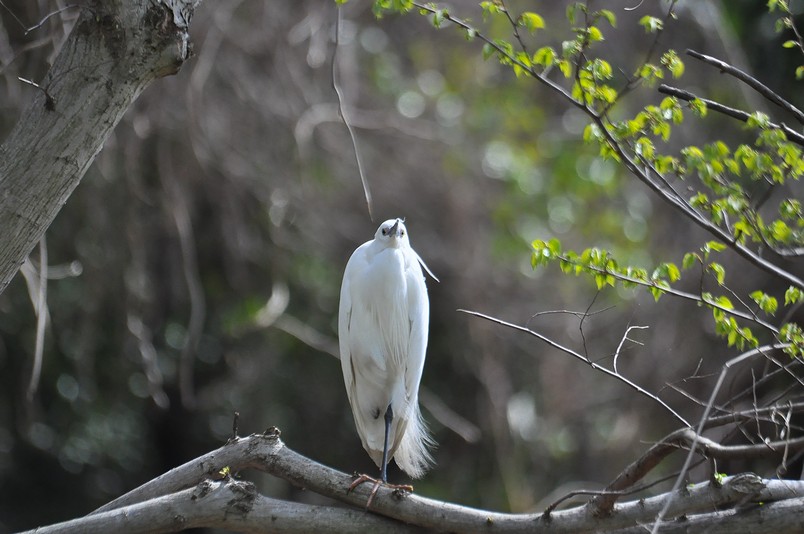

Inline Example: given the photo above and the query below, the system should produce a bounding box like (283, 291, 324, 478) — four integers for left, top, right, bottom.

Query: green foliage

(530, 236, 800, 352)
(372, 0, 414, 17)
(518, 12, 545, 33)
(387, 0, 803, 402)
(661, 50, 685, 78)
(638, 16, 663, 33)
(750, 291, 778, 315)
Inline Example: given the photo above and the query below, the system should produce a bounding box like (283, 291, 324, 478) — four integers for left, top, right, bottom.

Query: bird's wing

(404, 250, 430, 400)
(338, 242, 382, 459)
(338, 245, 362, 401)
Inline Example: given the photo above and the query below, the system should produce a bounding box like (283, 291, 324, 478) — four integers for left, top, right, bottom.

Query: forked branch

(24, 430, 804, 534)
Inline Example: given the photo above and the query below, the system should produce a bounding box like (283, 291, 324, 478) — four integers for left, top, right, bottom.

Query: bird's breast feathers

(345, 247, 426, 372)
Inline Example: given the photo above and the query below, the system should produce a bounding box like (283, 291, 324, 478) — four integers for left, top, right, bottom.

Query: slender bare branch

(332, 4, 374, 221)
(457, 309, 690, 427)
(654, 343, 792, 531)
(658, 84, 804, 148)
(549, 252, 781, 335)
(686, 48, 804, 125)
(588, 426, 804, 517)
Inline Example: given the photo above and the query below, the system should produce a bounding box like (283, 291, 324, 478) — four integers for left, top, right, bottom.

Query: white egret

(338, 218, 437, 499)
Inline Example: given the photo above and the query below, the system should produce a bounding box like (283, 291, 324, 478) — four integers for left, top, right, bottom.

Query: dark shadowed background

(0, 0, 801, 530)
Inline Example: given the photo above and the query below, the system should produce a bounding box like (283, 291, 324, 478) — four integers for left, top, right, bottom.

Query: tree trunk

(0, 0, 198, 294)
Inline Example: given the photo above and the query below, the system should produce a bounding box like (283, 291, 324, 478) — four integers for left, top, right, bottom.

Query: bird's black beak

(389, 219, 400, 237)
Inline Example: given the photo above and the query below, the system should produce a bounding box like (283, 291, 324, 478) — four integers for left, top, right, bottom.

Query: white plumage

(338, 218, 436, 480)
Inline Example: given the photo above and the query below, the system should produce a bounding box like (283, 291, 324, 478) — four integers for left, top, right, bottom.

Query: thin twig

(686, 48, 804, 125)
(332, 4, 374, 221)
(26, 238, 48, 401)
(613, 325, 649, 375)
(551, 251, 780, 334)
(458, 309, 690, 426)
(658, 84, 804, 148)
(543, 462, 702, 517)
(589, 421, 804, 518)
(652, 343, 791, 532)
(0, 1, 79, 34)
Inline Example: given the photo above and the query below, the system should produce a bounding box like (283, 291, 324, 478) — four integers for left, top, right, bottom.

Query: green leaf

(519, 11, 545, 32)
(750, 290, 778, 315)
(599, 9, 616, 27)
(661, 50, 685, 78)
(637, 63, 663, 86)
(557, 59, 572, 78)
(650, 282, 668, 302)
(704, 241, 726, 253)
(689, 98, 708, 117)
(588, 59, 612, 80)
(665, 262, 681, 282)
(566, 2, 584, 25)
(682, 253, 698, 270)
(639, 15, 663, 33)
(796, 66, 804, 80)
(636, 137, 655, 159)
(482, 42, 495, 60)
(746, 112, 771, 129)
(714, 294, 734, 310)
(533, 46, 556, 67)
(708, 262, 726, 285)
(779, 199, 801, 220)
(783, 40, 798, 48)
(431, 9, 446, 28)
(785, 286, 803, 305)
(770, 220, 793, 243)
(480, 0, 503, 17)
(587, 26, 604, 42)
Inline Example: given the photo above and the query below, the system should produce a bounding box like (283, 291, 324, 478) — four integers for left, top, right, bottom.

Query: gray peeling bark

(0, 0, 199, 294)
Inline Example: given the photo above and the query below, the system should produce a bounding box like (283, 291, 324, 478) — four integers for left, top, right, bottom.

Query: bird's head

(375, 218, 409, 248)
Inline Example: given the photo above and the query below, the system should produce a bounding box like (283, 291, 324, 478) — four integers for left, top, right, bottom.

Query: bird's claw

(347, 474, 414, 509)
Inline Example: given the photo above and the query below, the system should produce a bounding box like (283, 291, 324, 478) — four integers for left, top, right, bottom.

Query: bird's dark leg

(348, 403, 412, 509)
(380, 403, 393, 482)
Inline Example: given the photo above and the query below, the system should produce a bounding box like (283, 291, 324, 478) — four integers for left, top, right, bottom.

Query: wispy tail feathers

(393, 403, 435, 479)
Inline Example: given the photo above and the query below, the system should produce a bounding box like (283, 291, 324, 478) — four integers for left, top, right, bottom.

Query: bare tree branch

(686, 48, 804, 125)
(24, 431, 804, 533)
(657, 84, 804, 148)
(24, 478, 424, 534)
(588, 427, 804, 516)
(457, 309, 691, 426)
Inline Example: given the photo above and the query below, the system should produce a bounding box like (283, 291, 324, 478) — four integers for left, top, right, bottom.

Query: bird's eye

(382, 228, 388, 236)
(400, 230, 405, 236)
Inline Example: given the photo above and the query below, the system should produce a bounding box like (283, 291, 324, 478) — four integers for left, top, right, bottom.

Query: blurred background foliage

(0, 0, 801, 530)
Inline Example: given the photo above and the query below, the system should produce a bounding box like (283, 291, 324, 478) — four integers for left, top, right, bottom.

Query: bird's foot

(348, 473, 413, 509)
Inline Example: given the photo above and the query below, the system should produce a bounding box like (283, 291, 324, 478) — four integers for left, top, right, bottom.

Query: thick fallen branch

(11, 430, 792, 533)
(24, 478, 423, 534)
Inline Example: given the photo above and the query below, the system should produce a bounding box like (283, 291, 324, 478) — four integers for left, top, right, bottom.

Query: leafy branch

(531, 237, 804, 356)
(382, 1, 803, 291)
